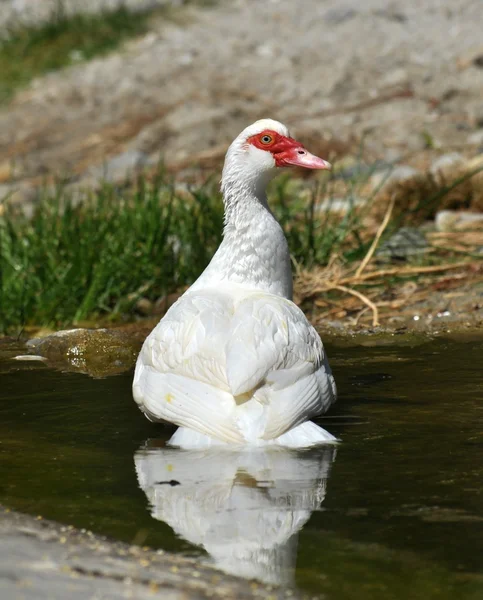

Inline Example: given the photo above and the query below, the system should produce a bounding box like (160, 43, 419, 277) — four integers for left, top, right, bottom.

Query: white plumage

(133, 119, 337, 448)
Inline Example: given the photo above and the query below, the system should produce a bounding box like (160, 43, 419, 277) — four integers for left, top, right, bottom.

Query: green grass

(0, 172, 367, 334)
(273, 174, 367, 267)
(2, 162, 480, 335)
(0, 3, 164, 104)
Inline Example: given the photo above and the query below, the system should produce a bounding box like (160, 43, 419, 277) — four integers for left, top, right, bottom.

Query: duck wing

(133, 291, 336, 444)
(133, 290, 243, 443)
(226, 294, 336, 439)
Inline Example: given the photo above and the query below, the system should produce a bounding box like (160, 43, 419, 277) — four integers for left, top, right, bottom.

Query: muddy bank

(2, 311, 481, 378)
(0, 506, 300, 600)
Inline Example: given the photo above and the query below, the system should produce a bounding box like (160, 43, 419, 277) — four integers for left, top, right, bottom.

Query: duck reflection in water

(134, 443, 336, 586)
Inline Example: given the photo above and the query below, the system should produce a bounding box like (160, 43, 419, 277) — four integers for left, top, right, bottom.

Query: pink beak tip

(293, 150, 332, 170)
(316, 158, 332, 170)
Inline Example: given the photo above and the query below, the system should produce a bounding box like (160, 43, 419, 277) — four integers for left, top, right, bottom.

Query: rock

(136, 297, 154, 315)
(435, 210, 483, 232)
(376, 227, 428, 262)
(380, 68, 409, 87)
(468, 129, 483, 146)
(371, 166, 421, 191)
(88, 150, 152, 184)
(334, 158, 391, 181)
(0, 183, 38, 218)
(315, 196, 365, 215)
(26, 328, 143, 377)
(381, 148, 402, 164)
(430, 152, 465, 182)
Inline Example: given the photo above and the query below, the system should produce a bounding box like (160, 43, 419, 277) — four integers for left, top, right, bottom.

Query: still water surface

(1, 336, 482, 599)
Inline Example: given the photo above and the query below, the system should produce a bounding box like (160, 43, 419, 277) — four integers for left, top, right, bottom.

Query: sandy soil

(1, 0, 483, 188)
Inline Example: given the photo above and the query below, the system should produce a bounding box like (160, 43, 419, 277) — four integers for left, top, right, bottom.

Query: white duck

(133, 119, 337, 448)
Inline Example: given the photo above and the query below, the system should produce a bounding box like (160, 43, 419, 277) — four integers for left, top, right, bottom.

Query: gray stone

(385, 165, 421, 183)
(435, 210, 483, 231)
(430, 152, 465, 176)
(376, 226, 428, 261)
(316, 196, 365, 215)
(468, 129, 483, 146)
(380, 68, 409, 87)
(88, 150, 152, 184)
(25, 328, 143, 377)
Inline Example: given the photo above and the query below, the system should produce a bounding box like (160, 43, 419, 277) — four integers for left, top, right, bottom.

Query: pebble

(376, 226, 428, 261)
(467, 129, 483, 146)
(12, 355, 47, 362)
(380, 68, 409, 87)
(429, 153, 465, 178)
(136, 297, 154, 315)
(435, 209, 483, 231)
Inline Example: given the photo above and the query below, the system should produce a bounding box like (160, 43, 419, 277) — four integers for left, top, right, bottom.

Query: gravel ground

(0, 505, 301, 600)
(0, 0, 180, 33)
(1, 0, 483, 189)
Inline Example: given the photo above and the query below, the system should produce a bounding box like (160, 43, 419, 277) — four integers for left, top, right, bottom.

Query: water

(1, 335, 482, 599)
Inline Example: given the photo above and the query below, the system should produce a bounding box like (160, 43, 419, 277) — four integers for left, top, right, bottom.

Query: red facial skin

(246, 129, 331, 170)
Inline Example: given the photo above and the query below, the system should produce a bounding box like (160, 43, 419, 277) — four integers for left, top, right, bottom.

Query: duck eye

(260, 134, 273, 145)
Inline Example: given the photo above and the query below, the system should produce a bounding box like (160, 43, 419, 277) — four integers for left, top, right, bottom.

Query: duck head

(222, 118, 331, 191)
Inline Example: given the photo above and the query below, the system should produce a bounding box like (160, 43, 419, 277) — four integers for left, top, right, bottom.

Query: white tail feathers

(169, 420, 337, 450)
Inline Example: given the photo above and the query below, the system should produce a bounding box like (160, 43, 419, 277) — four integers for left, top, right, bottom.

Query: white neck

(191, 161, 293, 299)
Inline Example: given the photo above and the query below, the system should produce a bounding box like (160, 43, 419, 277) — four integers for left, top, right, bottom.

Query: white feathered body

(133, 119, 337, 448)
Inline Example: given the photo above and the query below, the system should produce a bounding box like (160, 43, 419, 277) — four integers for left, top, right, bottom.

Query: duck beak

(274, 138, 331, 170)
(282, 147, 332, 170)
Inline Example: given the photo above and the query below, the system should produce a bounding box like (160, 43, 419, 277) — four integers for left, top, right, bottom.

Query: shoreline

(0, 505, 301, 600)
